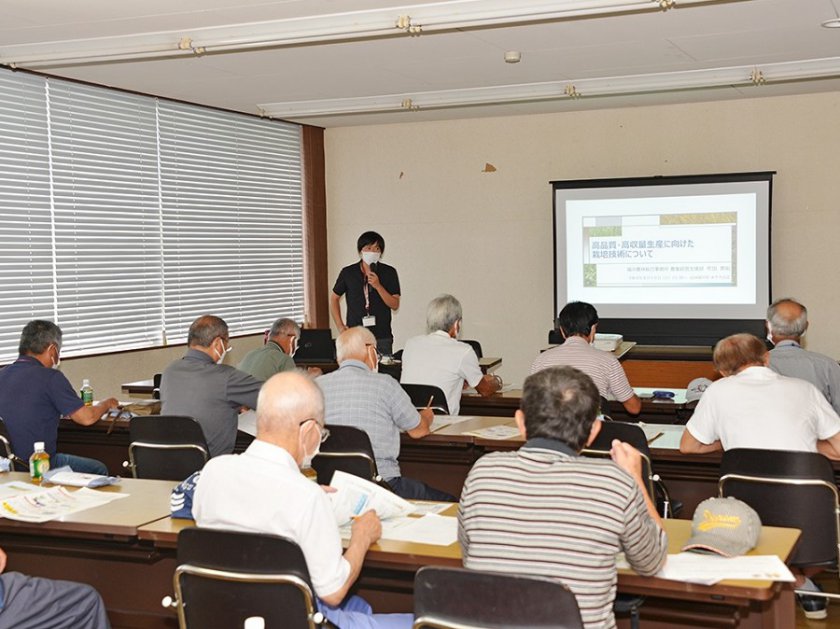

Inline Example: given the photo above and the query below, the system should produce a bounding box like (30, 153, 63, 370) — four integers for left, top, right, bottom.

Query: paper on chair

(463, 425, 521, 440)
(430, 415, 478, 433)
(379, 514, 458, 546)
(658, 553, 795, 584)
(328, 471, 415, 526)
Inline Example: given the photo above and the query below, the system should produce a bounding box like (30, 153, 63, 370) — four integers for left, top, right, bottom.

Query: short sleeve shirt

(400, 331, 484, 415)
(769, 340, 840, 415)
(0, 355, 85, 459)
(316, 360, 420, 479)
(237, 342, 296, 381)
(685, 366, 840, 451)
(332, 261, 400, 340)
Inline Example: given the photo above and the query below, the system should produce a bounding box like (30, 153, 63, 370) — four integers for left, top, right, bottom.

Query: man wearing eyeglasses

(237, 317, 301, 380)
(193, 371, 412, 629)
(160, 315, 263, 457)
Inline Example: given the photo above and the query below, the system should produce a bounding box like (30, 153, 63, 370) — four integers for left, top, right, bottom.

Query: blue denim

(53, 453, 108, 476)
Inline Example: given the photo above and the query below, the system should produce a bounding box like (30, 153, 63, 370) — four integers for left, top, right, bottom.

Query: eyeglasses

(299, 418, 330, 443)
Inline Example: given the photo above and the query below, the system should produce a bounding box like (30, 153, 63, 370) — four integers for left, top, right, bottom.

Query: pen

(425, 395, 434, 410)
(647, 432, 664, 445)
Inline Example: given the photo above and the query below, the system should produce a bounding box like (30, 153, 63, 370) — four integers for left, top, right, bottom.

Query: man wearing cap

(459, 366, 666, 629)
(530, 302, 641, 415)
(679, 333, 840, 458)
(766, 298, 840, 415)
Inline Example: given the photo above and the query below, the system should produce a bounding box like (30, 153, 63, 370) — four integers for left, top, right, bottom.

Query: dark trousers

(386, 476, 457, 502)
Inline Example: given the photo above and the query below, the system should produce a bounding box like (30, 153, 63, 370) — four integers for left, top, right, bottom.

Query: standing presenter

(330, 231, 401, 355)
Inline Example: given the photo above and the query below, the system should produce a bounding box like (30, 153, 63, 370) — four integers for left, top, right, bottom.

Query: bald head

(767, 298, 808, 342)
(335, 327, 377, 364)
(256, 371, 324, 440)
(713, 333, 768, 376)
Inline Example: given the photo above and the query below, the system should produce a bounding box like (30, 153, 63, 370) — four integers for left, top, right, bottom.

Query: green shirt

(236, 341, 296, 381)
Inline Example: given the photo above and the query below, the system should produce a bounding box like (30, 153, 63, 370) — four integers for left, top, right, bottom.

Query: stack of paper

(0, 485, 128, 523)
(463, 425, 521, 440)
(429, 415, 477, 433)
(328, 471, 415, 526)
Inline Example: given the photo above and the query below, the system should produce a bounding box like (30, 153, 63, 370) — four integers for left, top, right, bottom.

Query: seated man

(0, 545, 109, 628)
(767, 298, 840, 414)
(161, 315, 262, 457)
(400, 294, 500, 415)
(530, 301, 640, 415)
(237, 317, 301, 380)
(680, 333, 840, 457)
(193, 371, 412, 629)
(459, 366, 666, 629)
(317, 327, 455, 501)
(0, 320, 118, 475)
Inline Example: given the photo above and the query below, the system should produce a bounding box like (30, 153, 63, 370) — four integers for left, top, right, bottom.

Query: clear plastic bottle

(80, 378, 94, 407)
(30, 441, 50, 483)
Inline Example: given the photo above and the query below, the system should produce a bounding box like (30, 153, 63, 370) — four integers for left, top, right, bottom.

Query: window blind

(0, 72, 53, 362)
(48, 81, 163, 355)
(158, 101, 303, 343)
(0, 68, 305, 362)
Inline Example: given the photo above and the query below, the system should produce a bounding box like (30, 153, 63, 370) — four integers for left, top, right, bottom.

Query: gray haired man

(400, 294, 500, 415)
(237, 317, 301, 381)
(767, 298, 840, 415)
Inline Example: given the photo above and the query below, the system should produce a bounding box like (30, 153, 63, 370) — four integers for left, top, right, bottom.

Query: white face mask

(301, 433, 321, 469)
(361, 251, 380, 266)
(51, 346, 61, 370)
(368, 346, 380, 373)
(290, 336, 298, 357)
(215, 340, 231, 365)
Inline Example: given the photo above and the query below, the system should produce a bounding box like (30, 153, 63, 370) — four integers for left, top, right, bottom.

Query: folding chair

(462, 340, 483, 359)
(719, 448, 840, 604)
(124, 415, 209, 480)
(401, 383, 449, 415)
(413, 566, 583, 629)
(164, 527, 330, 629)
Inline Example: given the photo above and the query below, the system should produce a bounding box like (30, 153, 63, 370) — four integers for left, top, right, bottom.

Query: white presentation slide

(554, 179, 771, 320)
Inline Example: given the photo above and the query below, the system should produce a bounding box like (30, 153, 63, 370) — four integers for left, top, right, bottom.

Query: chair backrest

(719, 448, 839, 567)
(174, 527, 324, 629)
(128, 415, 209, 480)
(311, 424, 379, 485)
(0, 416, 25, 470)
(581, 421, 655, 497)
(401, 383, 449, 415)
(462, 339, 483, 359)
(413, 566, 583, 629)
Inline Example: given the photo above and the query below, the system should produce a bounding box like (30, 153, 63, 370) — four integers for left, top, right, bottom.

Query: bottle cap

(34, 441, 45, 451)
(82, 379, 90, 386)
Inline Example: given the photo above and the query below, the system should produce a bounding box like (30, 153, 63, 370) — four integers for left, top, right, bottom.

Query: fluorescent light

(258, 56, 840, 118)
(1, 0, 715, 68)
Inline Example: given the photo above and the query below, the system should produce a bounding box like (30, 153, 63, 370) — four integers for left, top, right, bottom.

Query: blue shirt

(0, 356, 85, 459)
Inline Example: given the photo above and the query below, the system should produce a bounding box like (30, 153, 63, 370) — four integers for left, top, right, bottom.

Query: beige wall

(324, 91, 840, 386)
(59, 333, 264, 399)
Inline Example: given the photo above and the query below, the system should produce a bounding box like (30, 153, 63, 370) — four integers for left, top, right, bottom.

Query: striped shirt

(530, 336, 635, 402)
(458, 439, 667, 629)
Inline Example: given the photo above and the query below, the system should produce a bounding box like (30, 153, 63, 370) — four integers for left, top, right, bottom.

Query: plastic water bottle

(30, 442, 50, 483)
(80, 379, 94, 407)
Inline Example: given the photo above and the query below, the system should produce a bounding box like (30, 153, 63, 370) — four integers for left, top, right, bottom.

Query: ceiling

(2, 0, 840, 127)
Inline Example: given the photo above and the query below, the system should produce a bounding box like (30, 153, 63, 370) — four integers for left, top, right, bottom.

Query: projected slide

(582, 212, 736, 289)
(562, 191, 762, 309)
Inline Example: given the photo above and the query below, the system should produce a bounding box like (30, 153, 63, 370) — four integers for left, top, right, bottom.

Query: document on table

(328, 471, 415, 526)
(379, 514, 458, 546)
(238, 409, 257, 436)
(43, 467, 121, 488)
(0, 486, 128, 523)
(429, 415, 478, 433)
(639, 423, 686, 449)
(410, 501, 453, 516)
(659, 553, 795, 584)
(462, 425, 521, 440)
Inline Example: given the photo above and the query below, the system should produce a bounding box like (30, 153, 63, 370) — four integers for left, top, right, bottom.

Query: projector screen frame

(550, 171, 775, 347)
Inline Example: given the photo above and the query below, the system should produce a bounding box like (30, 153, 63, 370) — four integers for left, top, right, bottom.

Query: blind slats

(0, 69, 304, 362)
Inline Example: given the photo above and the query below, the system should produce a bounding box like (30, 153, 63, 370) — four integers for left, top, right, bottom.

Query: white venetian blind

(0, 71, 53, 362)
(48, 80, 163, 355)
(158, 101, 304, 343)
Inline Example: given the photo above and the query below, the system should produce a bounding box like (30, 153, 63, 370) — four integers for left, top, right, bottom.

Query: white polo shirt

(685, 366, 840, 451)
(400, 331, 484, 416)
(193, 439, 351, 598)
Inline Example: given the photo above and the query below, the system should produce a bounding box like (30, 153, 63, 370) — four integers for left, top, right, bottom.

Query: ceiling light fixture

(1, 0, 729, 68)
(258, 56, 840, 118)
(822, 18, 840, 28)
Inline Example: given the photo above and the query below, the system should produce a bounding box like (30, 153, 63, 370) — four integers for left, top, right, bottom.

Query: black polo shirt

(333, 261, 400, 340)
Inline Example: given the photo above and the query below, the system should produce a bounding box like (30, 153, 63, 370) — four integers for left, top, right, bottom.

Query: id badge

(362, 315, 376, 327)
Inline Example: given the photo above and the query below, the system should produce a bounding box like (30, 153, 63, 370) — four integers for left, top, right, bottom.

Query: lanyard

(361, 263, 370, 315)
